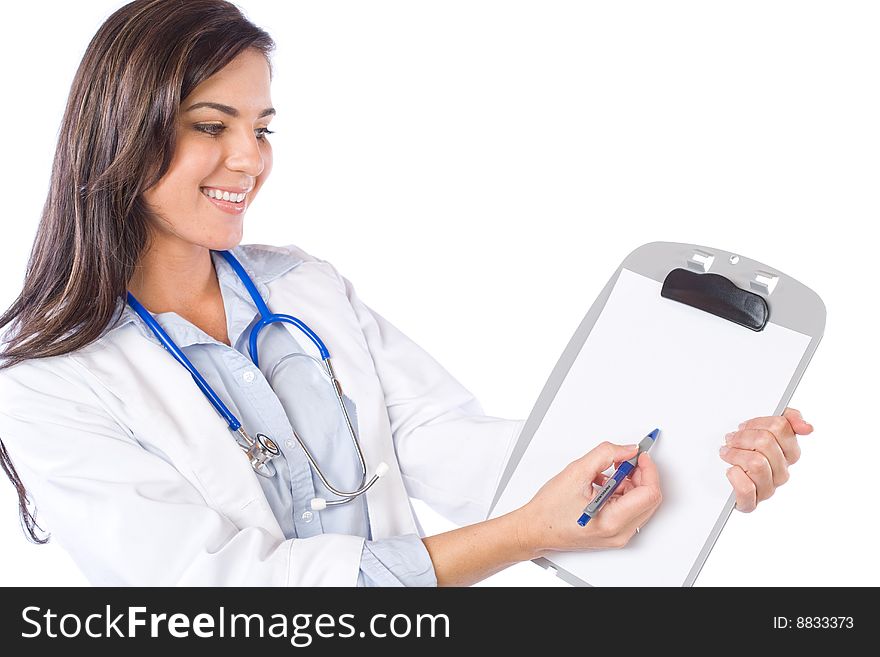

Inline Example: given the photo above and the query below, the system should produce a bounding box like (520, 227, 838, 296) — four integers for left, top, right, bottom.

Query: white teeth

(202, 188, 247, 203)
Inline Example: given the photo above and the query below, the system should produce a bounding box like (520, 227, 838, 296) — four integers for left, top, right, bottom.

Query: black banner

(0, 587, 869, 652)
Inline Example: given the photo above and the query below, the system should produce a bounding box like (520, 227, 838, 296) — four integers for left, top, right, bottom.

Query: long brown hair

(0, 0, 275, 543)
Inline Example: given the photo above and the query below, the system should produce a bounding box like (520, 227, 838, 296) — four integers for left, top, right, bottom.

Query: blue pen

(577, 428, 660, 526)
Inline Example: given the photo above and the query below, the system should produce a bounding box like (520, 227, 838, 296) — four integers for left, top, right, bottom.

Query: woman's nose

(225, 130, 267, 177)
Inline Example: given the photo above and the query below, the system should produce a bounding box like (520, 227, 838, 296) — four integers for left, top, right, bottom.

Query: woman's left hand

(719, 407, 814, 513)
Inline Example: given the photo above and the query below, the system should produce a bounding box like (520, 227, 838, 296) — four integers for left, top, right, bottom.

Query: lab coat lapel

(70, 327, 286, 541)
(266, 268, 419, 540)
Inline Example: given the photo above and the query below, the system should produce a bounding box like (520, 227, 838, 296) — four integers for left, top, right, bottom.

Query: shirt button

(285, 439, 295, 449)
(242, 370, 256, 384)
(301, 511, 313, 523)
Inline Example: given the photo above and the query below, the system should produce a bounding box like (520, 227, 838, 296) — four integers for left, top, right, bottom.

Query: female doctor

(0, 0, 813, 587)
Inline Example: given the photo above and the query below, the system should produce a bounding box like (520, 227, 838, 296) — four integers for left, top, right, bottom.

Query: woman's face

(142, 48, 275, 252)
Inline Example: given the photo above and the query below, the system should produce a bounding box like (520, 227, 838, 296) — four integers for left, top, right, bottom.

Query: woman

(0, 0, 812, 586)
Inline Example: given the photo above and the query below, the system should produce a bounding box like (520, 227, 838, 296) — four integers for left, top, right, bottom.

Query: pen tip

(648, 428, 660, 440)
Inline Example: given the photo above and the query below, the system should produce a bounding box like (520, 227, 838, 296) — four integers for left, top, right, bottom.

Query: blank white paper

(490, 268, 811, 586)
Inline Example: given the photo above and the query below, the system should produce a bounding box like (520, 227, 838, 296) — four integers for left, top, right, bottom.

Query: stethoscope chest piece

(238, 429, 281, 478)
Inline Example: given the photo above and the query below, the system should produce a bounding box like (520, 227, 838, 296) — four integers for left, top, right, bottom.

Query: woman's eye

(195, 124, 275, 141)
(195, 124, 224, 136)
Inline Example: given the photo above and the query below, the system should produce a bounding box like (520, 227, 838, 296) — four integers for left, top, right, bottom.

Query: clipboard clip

(661, 268, 769, 332)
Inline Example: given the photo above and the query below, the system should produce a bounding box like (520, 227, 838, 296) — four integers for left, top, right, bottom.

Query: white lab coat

(0, 244, 524, 586)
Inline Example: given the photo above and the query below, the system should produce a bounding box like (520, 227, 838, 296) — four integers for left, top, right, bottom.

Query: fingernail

(625, 444, 638, 450)
(719, 446, 729, 455)
(724, 432, 735, 444)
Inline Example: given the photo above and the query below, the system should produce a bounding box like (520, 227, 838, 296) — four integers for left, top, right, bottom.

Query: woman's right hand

(515, 442, 662, 558)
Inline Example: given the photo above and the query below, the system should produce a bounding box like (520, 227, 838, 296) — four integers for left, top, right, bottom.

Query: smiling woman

(0, 0, 823, 593)
(0, 0, 276, 544)
(0, 0, 644, 590)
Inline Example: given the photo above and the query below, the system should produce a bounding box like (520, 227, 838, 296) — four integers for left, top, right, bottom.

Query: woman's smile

(200, 186, 250, 215)
(202, 194, 247, 215)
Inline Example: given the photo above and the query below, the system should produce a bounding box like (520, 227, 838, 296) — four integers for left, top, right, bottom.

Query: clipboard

(488, 241, 825, 587)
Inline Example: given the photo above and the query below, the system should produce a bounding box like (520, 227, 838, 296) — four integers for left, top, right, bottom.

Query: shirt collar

(103, 244, 304, 346)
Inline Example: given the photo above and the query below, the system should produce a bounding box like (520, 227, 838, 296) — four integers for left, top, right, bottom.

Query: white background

(1, 1, 877, 587)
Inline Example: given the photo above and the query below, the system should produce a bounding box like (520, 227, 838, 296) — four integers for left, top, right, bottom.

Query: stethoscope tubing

(126, 291, 243, 432)
(126, 250, 384, 506)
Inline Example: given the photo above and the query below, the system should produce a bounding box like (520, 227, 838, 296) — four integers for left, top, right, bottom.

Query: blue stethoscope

(126, 250, 388, 511)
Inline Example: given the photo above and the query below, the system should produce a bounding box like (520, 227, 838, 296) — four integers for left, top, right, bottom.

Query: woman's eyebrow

(185, 101, 276, 118)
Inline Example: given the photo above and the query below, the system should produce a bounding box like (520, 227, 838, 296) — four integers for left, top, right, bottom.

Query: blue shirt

(114, 247, 437, 587)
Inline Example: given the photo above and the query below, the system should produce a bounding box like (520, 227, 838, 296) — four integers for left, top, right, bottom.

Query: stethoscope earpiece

(309, 461, 389, 511)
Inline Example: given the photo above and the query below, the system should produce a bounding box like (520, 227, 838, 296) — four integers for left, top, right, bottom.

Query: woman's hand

(515, 442, 662, 558)
(720, 407, 814, 512)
